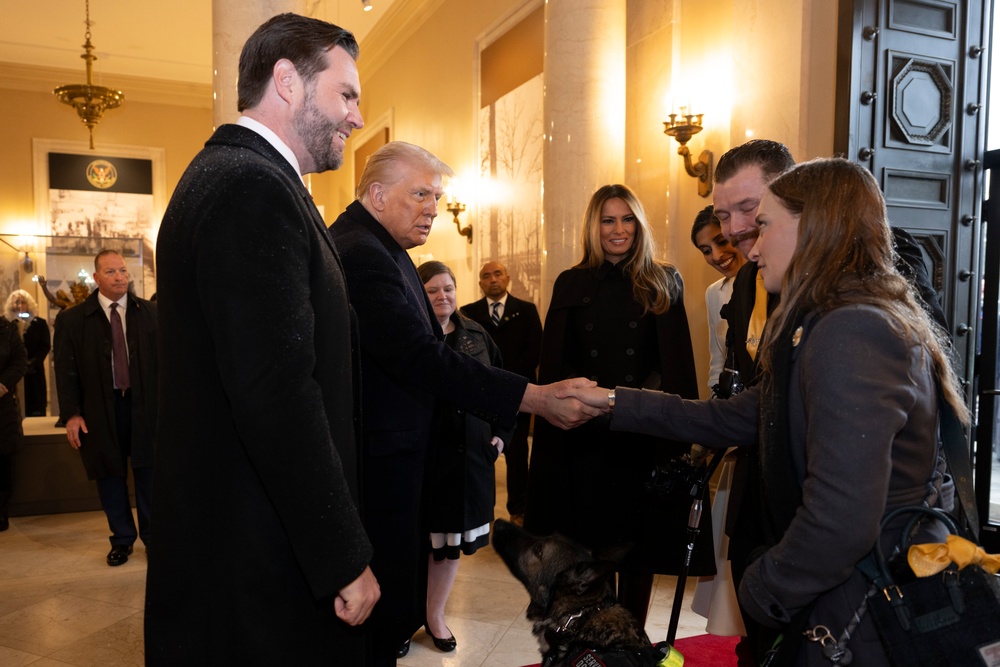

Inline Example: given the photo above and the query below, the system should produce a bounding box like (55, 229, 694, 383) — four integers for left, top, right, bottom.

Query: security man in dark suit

(55, 249, 156, 568)
(460, 261, 542, 524)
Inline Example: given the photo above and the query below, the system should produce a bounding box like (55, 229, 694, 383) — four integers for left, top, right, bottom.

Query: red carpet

(673, 634, 740, 666)
(522, 634, 739, 667)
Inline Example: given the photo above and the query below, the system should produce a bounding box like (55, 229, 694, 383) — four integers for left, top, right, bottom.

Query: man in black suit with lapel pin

(460, 261, 542, 525)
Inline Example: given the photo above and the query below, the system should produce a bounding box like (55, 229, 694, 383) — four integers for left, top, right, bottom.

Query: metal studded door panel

(836, 0, 987, 403)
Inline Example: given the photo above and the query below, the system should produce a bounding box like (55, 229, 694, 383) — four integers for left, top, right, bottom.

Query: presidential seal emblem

(86, 159, 117, 189)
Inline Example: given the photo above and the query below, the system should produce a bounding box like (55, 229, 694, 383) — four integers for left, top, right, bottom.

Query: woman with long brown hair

(567, 159, 966, 665)
(524, 183, 703, 625)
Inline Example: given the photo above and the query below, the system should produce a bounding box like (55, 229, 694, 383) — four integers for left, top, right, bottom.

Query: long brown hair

(759, 158, 967, 421)
(576, 184, 678, 315)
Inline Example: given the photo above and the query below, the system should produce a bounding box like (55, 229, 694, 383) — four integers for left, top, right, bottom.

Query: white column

(212, 0, 307, 128)
(541, 0, 627, 311)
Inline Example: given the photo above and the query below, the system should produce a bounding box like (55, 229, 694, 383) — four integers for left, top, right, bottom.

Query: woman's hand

(490, 436, 504, 455)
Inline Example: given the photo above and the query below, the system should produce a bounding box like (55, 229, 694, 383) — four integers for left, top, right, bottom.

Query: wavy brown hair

(759, 158, 967, 421)
(576, 184, 679, 315)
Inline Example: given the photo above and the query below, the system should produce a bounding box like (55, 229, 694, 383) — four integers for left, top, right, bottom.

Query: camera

(712, 367, 745, 399)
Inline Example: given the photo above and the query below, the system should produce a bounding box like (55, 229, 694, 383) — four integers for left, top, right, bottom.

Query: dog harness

(553, 642, 684, 667)
(567, 643, 684, 667)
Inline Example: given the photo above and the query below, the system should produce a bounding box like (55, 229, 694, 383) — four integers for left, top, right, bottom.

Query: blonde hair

(5, 289, 37, 319)
(759, 158, 967, 422)
(576, 184, 678, 315)
(356, 141, 454, 202)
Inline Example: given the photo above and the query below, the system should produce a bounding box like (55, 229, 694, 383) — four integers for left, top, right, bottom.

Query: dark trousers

(728, 449, 776, 666)
(504, 412, 532, 515)
(96, 390, 153, 547)
(618, 568, 655, 627)
(0, 453, 12, 516)
(365, 449, 428, 666)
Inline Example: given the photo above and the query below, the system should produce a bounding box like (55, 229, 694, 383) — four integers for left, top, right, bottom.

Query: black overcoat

(524, 263, 711, 574)
(22, 316, 50, 415)
(0, 319, 28, 455)
(329, 200, 527, 655)
(427, 314, 514, 538)
(145, 125, 372, 666)
(54, 290, 157, 478)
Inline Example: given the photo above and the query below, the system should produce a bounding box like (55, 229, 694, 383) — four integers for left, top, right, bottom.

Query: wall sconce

(663, 109, 714, 198)
(446, 198, 472, 243)
(20, 253, 34, 274)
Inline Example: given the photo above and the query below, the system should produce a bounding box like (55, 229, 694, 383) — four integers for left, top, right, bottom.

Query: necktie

(745, 273, 768, 361)
(491, 301, 502, 326)
(110, 303, 130, 392)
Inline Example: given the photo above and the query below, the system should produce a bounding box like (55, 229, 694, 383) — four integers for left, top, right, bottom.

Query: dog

(492, 519, 683, 667)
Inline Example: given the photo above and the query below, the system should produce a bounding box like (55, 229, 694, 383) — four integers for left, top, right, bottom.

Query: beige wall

(0, 78, 212, 241)
(0, 0, 839, 394)
(631, 0, 838, 396)
(321, 0, 533, 306)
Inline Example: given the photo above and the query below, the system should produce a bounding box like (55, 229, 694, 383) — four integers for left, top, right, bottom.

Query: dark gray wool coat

(612, 305, 947, 667)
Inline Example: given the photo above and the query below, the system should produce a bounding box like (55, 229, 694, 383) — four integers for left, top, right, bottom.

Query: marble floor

(0, 457, 712, 667)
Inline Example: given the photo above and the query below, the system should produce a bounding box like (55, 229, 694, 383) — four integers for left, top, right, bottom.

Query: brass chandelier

(54, 0, 124, 149)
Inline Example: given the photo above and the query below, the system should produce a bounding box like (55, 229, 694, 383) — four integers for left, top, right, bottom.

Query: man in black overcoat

(55, 250, 157, 567)
(145, 14, 378, 666)
(460, 261, 542, 523)
(330, 140, 601, 665)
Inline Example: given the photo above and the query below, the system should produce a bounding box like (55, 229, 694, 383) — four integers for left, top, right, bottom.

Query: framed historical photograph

(28, 139, 165, 299)
(32, 139, 167, 248)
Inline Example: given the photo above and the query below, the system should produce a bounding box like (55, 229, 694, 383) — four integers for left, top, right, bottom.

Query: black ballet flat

(425, 625, 457, 652)
(396, 639, 411, 658)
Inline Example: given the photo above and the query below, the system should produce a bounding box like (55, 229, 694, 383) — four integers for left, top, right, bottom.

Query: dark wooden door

(835, 0, 993, 544)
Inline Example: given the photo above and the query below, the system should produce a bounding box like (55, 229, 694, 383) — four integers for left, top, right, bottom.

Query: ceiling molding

(358, 0, 448, 75)
(0, 62, 212, 109)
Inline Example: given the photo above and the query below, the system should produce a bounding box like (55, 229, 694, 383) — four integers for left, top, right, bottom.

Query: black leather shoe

(396, 639, 411, 658)
(0, 515, 8, 532)
(425, 625, 457, 652)
(106, 544, 133, 566)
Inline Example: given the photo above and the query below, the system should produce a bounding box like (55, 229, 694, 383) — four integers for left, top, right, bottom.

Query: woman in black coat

(416, 260, 513, 652)
(0, 316, 28, 530)
(5, 290, 50, 416)
(524, 184, 704, 625)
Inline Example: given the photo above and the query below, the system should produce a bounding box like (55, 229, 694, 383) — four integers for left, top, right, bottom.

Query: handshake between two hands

(521, 377, 616, 429)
